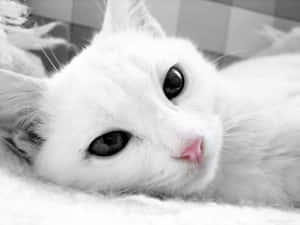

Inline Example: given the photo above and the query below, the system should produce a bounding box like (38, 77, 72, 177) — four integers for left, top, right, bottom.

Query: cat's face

(0, 0, 223, 197)
(36, 32, 223, 196)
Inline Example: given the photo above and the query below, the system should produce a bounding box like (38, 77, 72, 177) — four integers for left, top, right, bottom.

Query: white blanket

(0, 165, 299, 225)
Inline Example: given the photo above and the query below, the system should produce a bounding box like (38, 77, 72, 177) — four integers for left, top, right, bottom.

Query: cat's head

(0, 0, 223, 197)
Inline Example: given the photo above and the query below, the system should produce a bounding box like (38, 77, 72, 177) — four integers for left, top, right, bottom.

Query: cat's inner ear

(101, 0, 165, 37)
(0, 69, 47, 163)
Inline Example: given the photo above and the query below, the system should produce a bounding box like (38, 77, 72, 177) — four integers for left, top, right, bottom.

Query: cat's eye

(88, 131, 131, 157)
(163, 66, 185, 100)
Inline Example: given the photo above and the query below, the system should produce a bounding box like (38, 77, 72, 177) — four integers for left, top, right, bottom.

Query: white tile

(147, 0, 181, 35)
(177, 0, 231, 53)
(225, 7, 275, 57)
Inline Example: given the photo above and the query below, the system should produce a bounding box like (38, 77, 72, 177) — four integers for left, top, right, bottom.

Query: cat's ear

(0, 69, 47, 162)
(101, 0, 165, 37)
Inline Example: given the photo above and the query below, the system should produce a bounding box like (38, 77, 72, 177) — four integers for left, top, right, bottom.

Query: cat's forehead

(97, 32, 193, 50)
(56, 33, 196, 91)
(46, 33, 202, 121)
(47, 37, 164, 117)
(90, 32, 197, 67)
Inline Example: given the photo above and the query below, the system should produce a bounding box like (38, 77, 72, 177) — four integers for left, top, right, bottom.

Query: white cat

(1, 0, 300, 208)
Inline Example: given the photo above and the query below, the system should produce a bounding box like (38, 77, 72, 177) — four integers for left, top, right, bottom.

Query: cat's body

(1, 0, 300, 208)
(205, 55, 300, 205)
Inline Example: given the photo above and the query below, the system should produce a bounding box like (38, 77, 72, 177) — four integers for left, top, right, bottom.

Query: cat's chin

(142, 172, 218, 200)
(179, 162, 219, 197)
(143, 153, 221, 199)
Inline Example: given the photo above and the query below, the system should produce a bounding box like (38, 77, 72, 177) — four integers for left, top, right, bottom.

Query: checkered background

(26, 0, 300, 71)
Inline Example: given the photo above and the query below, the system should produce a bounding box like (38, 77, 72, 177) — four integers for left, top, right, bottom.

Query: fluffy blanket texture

(2, 145, 299, 225)
(1, 1, 300, 224)
(1, 165, 300, 225)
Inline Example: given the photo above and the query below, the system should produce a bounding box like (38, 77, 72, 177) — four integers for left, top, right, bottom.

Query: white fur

(1, 1, 300, 221)
(33, 32, 222, 197)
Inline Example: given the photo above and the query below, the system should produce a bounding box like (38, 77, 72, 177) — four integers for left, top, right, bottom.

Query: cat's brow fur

(1, 0, 300, 208)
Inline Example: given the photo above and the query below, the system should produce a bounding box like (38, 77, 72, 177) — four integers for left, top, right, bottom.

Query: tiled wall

(26, 0, 300, 70)
(177, 0, 300, 57)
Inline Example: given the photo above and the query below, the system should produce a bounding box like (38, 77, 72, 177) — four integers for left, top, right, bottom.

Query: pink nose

(179, 137, 204, 164)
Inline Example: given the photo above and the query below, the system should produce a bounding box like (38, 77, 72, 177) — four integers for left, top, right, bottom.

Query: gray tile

(225, 7, 275, 57)
(233, 0, 276, 16)
(72, 0, 103, 29)
(27, 0, 73, 22)
(177, 0, 231, 53)
(70, 23, 96, 52)
(202, 0, 233, 6)
(273, 16, 300, 32)
(275, 0, 300, 22)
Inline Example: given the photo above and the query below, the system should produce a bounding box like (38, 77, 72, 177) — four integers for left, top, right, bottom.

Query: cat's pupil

(88, 131, 131, 157)
(163, 66, 185, 100)
(103, 134, 120, 146)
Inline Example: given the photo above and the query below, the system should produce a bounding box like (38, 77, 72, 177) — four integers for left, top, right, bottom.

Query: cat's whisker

(144, 172, 181, 192)
(212, 55, 228, 65)
(40, 47, 59, 72)
(114, 186, 136, 195)
(211, 48, 257, 66)
(48, 48, 62, 69)
(222, 112, 263, 132)
(143, 173, 170, 188)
